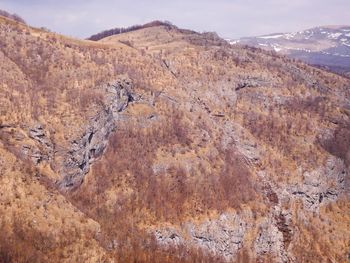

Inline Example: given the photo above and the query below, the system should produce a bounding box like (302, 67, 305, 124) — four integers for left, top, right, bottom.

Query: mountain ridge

(0, 15, 350, 262)
(229, 25, 350, 77)
(87, 20, 199, 41)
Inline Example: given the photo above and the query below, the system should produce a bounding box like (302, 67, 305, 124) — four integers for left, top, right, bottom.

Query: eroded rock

(254, 214, 289, 263)
(59, 79, 135, 190)
(155, 228, 183, 247)
(288, 156, 347, 210)
(22, 124, 53, 164)
(154, 211, 252, 261)
(189, 213, 249, 259)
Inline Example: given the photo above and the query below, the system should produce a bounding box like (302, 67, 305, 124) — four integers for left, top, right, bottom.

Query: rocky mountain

(230, 26, 350, 77)
(0, 15, 350, 263)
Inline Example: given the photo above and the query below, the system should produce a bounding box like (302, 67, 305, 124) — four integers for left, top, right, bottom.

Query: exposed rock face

(60, 79, 135, 190)
(254, 215, 289, 263)
(59, 111, 115, 189)
(29, 124, 52, 148)
(154, 208, 295, 262)
(23, 124, 54, 164)
(189, 213, 249, 259)
(153, 155, 348, 261)
(155, 228, 183, 248)
(21, 144, 49, 165)
(288, 156, 347, 210)
(221, 121, 261, 164)
(235, 76, 272, 91)
(1, 16, 350, 263)
(17, 78, 135, 190)
(155, 211, 253, 261)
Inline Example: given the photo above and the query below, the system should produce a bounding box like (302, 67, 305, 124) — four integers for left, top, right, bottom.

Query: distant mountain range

(229, 25, 350, 77)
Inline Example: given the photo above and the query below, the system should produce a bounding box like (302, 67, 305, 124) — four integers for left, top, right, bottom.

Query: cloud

(0, 0, 349, 38)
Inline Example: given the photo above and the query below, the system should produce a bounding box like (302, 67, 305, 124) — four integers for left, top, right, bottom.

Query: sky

(0, 0, 349, 39)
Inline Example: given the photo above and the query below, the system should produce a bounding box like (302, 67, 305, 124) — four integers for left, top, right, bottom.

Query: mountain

(87, 20, 181, 41)
(0, 14, 350, 263)
(0, 9, 26, 24)
(230, 25, 350, 77)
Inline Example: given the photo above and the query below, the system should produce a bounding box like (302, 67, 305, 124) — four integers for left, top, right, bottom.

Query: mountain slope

(231, 25, 350, 77)
(1, 16, 350, 262)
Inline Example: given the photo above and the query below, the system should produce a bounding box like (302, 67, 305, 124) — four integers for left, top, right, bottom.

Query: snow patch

(285, 33, 296, 40)
(321, 50, 350, 57)
(228, 40, 240, 45)
(328, 33, 342, 39)
(258, 34, 284, 39)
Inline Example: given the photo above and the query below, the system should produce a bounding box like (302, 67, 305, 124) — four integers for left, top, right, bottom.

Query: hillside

(0, 9, 26, 24)
(0, 16, 350, 263)
(230, 25, 350, 77)
(87, 21, 181, 41)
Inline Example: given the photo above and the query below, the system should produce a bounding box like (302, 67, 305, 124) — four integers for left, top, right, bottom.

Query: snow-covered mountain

(229, 25, 350, 76)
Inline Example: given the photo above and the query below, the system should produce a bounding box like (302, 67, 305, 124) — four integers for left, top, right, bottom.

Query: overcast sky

(0, 0, 349, 39)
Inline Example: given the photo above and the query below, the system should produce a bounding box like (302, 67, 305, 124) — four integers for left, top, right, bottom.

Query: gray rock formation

(19, 78, 135, 190)
(235, 76, 272, 91)
(22, 124, 53, 164)
(59, 79, 135, 190)
(29, 124, 52, 148)
(221, 121, 261, 164)
(155, 228, 183, 248)
(254, 215, 289, 263)
(282, 64, 329, 93)
(154, 211, 253, 261)
(189, 213, 249, 259)
(21, 144, 48, 164)
(288, 156, 347, 210)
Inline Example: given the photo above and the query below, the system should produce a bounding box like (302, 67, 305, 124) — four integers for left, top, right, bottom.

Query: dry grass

(0, 15, 349, 262)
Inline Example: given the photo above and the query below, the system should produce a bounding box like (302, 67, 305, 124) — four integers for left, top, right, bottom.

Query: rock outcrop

(1, 16, 350, 263)
(154, 211, 253, 261)
(189, 213, 250, 259)
(287, 156, 347, 210)
(60, 79, 135, 190)
(254, 212, 290, 263)
(27, 124, 53, 162)
(19, 78, 135, 190)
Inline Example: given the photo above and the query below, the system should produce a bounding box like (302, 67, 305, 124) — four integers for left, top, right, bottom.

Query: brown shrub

(319, 125, 350, 166)
(67, 103, 258, 261)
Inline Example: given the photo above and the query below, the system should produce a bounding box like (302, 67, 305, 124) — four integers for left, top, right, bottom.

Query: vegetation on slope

(87, 20, 176, 41)
(0, 14, 349, 263)
(0, 10, 26, 24)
